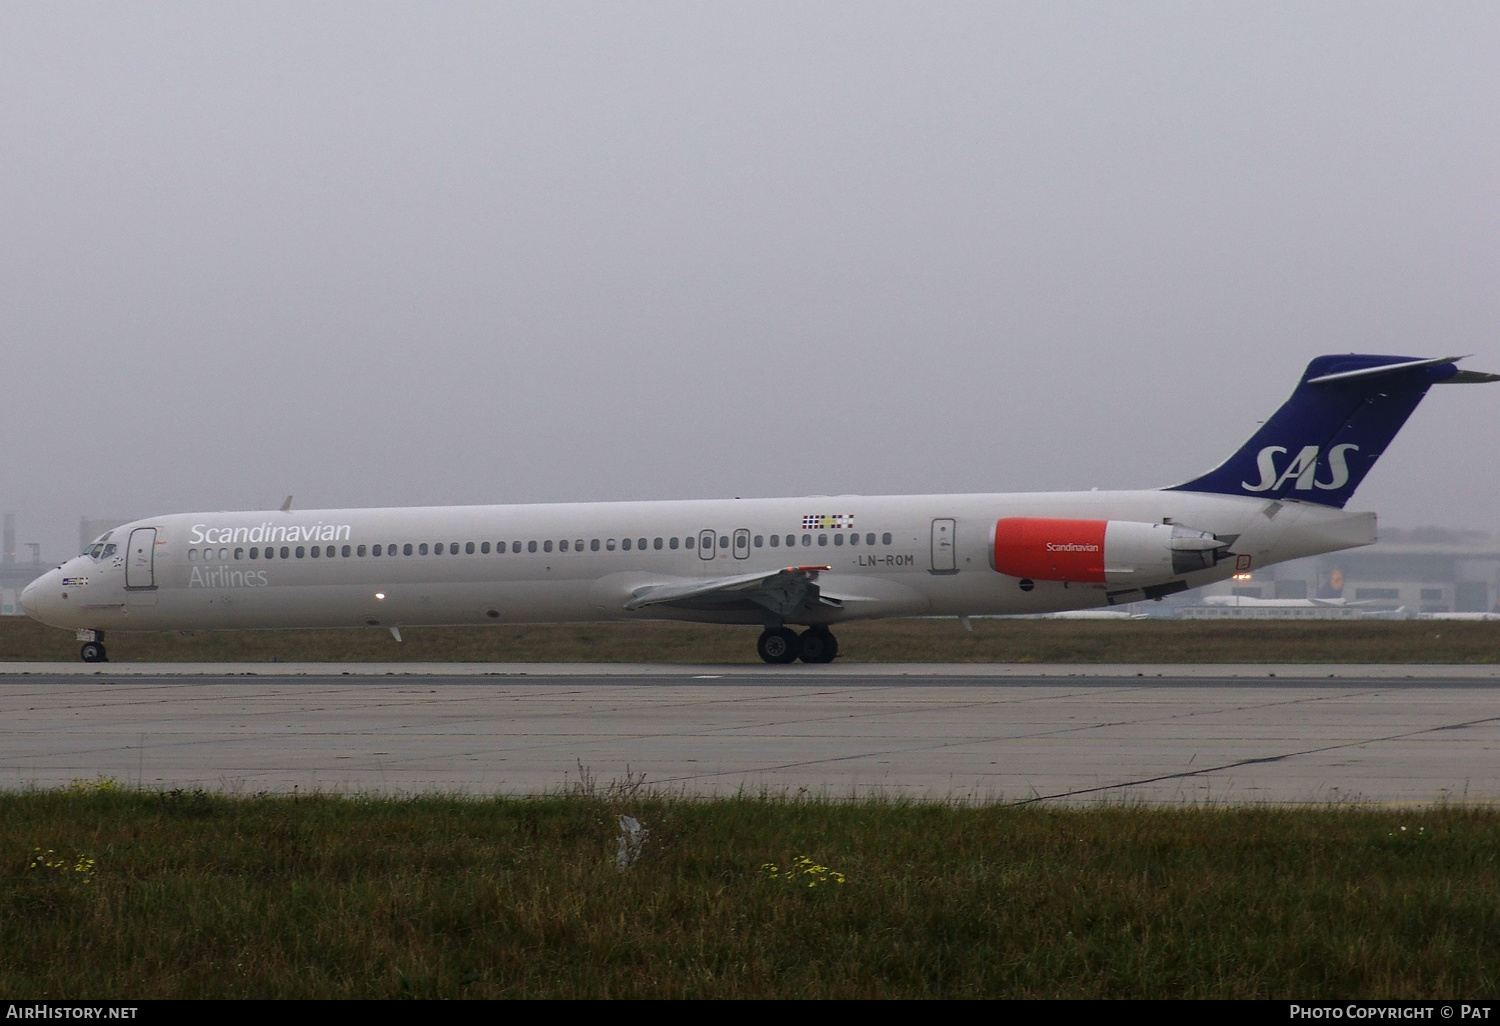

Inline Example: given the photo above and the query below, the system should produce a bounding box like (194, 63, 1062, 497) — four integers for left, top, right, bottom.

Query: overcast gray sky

(2, 2, 1496, 559)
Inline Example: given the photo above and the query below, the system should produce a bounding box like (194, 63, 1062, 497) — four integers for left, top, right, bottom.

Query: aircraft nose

(18, 569, 60, 620)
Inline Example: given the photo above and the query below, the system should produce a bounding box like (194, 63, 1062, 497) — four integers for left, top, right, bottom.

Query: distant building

(0, 512, 44, 610)
(1184, 528, 1500, 616)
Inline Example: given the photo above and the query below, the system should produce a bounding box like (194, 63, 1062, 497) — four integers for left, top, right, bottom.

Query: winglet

(279, 495, 293, 513)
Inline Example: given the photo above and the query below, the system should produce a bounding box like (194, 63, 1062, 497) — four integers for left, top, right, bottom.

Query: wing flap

(624, 565, 833, 616)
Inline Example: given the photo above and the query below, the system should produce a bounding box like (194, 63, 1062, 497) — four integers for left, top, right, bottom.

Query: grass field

(2, 614, 1499, 663)
(4, 786, 1499, 998)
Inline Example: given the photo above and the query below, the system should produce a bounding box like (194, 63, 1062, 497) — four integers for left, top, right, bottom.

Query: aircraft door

(733, 528, 750, 559)
(126, 528, 157, 589)
(930, 519, 956, 573)
(698, 529, 715, 560)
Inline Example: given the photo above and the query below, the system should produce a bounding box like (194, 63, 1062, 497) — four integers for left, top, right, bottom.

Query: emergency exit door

(930, 519, 956, 573)
(125, 528, 157, 589)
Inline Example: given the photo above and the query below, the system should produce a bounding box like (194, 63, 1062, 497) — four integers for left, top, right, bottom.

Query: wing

(622, 565, 839, 618)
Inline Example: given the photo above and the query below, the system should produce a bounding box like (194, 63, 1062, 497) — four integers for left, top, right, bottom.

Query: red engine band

(992, 517, 1108, 583)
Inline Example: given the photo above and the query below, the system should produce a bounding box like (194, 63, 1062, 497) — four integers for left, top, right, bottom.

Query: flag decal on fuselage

(802, 514, 854, 530)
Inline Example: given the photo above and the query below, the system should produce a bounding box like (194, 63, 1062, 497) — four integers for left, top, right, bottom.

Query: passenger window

(188, 548, 197, 562)
(544, 540, 553, 552)
(559, 539, 569, 552)
(882, 533, 892, 545)
(219, 548, 228, 560)
(234, 548, 243, 560)
(295, 546, 305, 558)
(575, 539, 583, 551)
(448, 542, 458, 554)
(801, 535, 811, 547)
(281, 547, 291, 559)
(719, 536, 728, 548)
(769, 535, 779, 547)
(786, 535, 796, 547)
(419, 543, 429, 555)
(404, 543, 413, 556)
(339, 545, 349, 557)
(622, 538, 632, 551)
(249, 548, 259, 559)
(466, 542, 475, 554)
(850, 533, 859, 546)
(528, 541, 538, 553)
(606, 539, 616, 551)
(312, 546, 322, 558)
(357, 545, 367, 557)
(372, 544, 382, 556)
(834, 534, 844, 546)
(512, 541, 522, 553)
(654, 537, 663, 550)
(684, 536, 694, 549)
(638, 538, 647, 550)
(817, 535, 827, 547)
(669, 537, 679, 549)
(866, 533, 875, 546)
(480, 542, 489, 554)
(754, 535, 763, 547)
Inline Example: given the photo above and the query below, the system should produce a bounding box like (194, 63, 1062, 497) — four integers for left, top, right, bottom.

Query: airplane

(21, 353, 1496, 664)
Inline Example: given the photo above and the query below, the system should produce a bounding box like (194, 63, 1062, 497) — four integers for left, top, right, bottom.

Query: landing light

(1232, 573, 1252, 581)
(375, 592, 386, 600)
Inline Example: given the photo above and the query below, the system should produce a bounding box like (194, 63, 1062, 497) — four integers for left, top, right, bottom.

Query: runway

(3, 664, 1500, 803)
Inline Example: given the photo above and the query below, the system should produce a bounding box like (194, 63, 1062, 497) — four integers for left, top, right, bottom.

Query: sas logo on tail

(1242, 444, 1358, 493)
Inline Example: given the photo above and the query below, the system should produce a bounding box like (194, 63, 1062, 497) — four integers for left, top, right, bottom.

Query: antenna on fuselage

(279, 495, 293, 513)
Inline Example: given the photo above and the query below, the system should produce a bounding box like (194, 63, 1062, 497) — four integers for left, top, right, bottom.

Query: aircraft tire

(797, 627, 837, 664)
(757, 628, 801, 664)
(80, 642, 107, 663)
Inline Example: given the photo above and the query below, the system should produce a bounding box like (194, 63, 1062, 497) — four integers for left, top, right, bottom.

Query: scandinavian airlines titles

(189, 522, 352, 545)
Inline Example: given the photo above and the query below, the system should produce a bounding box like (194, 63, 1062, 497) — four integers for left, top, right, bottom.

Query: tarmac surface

(3, 663, 1500, 803)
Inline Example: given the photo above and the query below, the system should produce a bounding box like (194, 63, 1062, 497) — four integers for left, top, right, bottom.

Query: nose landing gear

(77, 630, 107, 663)
(756, 626, 838, 664)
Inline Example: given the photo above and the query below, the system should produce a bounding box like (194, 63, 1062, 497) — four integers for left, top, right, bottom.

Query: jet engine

(991, 517, 1232, 586)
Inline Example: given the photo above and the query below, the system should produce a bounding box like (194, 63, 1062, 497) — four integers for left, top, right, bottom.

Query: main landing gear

(756, 626, 838, 665)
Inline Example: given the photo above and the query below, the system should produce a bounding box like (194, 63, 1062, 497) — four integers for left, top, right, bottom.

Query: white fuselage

(22, 490, 1375, 634)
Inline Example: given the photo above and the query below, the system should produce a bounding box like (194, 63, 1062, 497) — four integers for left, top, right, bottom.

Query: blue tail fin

(1167, 354, 1496, 508)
